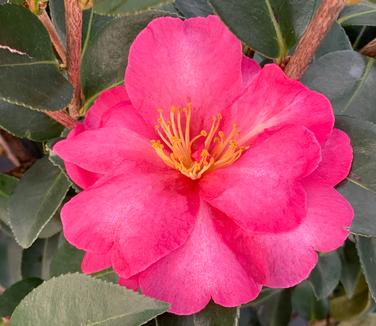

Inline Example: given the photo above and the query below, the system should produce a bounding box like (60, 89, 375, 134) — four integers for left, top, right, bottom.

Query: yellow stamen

(151, 104, 247, 180)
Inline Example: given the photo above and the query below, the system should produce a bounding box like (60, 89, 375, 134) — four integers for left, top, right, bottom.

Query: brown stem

(360, 38, 376, 57)
(0, 134, 20, 167)
(38, 10, 67, 65)
(46, 111, 78, 129)
(284, 0, 345, 80)
(64, 0, 83, 119)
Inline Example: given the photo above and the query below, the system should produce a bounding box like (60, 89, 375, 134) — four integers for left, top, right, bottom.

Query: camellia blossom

(54, 15, 354, 315)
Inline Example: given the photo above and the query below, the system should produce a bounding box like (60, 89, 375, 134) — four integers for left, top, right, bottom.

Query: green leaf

(315, 23, 352, 58)
(330, 274, 370, 321)
(81, 10, 172, 99)
(0, 173, 17, 225)
(209, 0, 318, 59)
(0, 278, 42, 317)
(291, 281, 328, 321)
(9, 157, 71, 248)
(356, 236, 376, 302)
(340, 240, 362, 299)
(256, 289, 292, 326)
(174, 0, 213, 17)
(11, 273, 169, 326)
(302, 51, 376, 123)
(309, 252, 342, 299)
(21, 235, 60, 280)
(157, 302, 238, 326)
(0, 5, 73, 111)
(0, 100, 64, 141)
(339, 314, 376, 326)
(93, 0, 174, 16)
(338, 1, 376, 26)
(0, 232, 22, 288)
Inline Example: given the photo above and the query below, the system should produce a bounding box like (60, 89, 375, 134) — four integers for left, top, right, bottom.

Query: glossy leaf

(0, 232, 22, 288)
(338, 1, 376, 26)
(340, 241, 362, 299)
(21, 235, 60, 280)
(0, 5, 73, 111)
(81, 10, 172, 99)
(291, 281, 328, 321)
(209, 0, 318, 58)
(11, 273, 169, 326)
(303, 51, 376, 123)
(315, 23, 352, 58)
(356, 236, 376, 302)
(157, 302, 238, 326)
(309, 252, 342, 299)
(0, 278, 42, 317)
(174, 0, 213, 17)
(9, 157, 71, 248)
(330, 275, 370, 321)
(0, 101, 64, 141)
(93, 0, 174, 16)
(0, 173, 17, 225)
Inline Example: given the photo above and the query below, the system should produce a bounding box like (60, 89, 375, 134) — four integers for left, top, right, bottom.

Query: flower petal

(241, 56, 261, 87)
(119, 276, 139, 291)
(61, 169, 199, 277)
(125, 15, 243, 129)
(201, 126, 321, 233)
(229, 64, 334, 145)
(54, 127, 162, 174)
(81, 252, 112, 274)
(308, 129, 353, 186)
(139, 202, 260, 315)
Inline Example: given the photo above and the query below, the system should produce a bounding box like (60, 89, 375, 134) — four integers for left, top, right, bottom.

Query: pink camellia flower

(53, 15, 353, 315)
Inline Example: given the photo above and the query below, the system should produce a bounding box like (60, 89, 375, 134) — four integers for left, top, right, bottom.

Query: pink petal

(119, 276, 139, 291)
(63, 124, 103, 189)
(139, 202, 260, 315)
(201, 126, 321, 233)
(125, 15, 243, 131)
(81, 252, 112, 274)
(228, 64, 334, 145)
(241, 56, 261, 87)
(308, 129, 353, 186)
(61, 169, 199, 276)
(53, 127, 162, 174)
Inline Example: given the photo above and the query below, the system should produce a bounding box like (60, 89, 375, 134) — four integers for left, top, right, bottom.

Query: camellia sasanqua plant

(0, 0, 376, 325)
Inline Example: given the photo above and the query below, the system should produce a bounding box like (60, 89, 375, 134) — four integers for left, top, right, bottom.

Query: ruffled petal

(241, 56, 261, 87)
(201, 126, 321, 233)
(53, 127, 162, 174)
(61, 169, 199, 277)
(125, 15, 243, 130)
(228, 64, 334, 145)
(139, 202, 260, 315)
(308, 129, 352, 186)
(81, 252, 112, 274)
(119, 276, 139, 291)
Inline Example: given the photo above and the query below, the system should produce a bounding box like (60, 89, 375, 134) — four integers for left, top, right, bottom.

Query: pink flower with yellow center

(54, 15, 354, 315)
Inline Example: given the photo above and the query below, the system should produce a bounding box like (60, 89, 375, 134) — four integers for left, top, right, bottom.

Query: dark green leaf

(338, 1, 376, 26)
(0, 232, 22, 288)
(0, 100, 64, 141)
(356, 236, 376, 302)
(81, 10, 173, 99)
(309, 252, 342, 299)
(209, 0, 318, 58)
(292, 281, 328, 321)
(48, 0, 67, 44)
(38, 213, 62, 239)
(302, 51, 376, 123)
(11, 273, 169, 326)
(330, 274, 370, 321)
(21, 235, 60, 280)
(9, 157, 71, 248)
(340, 240, 362, 299)
(0, 278, 42, 317)
(174, 0, 213, 17)
(157, 302, 238, 326)
(93, 0, 174, 16)
(315, 23, 352, 58)
(0, 5, 73, 111)
(0, 173, 17, 225)
(256, 289, 292, 326)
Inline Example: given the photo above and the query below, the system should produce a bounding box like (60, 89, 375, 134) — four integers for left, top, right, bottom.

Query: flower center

(151, 104, 248, 180)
